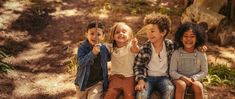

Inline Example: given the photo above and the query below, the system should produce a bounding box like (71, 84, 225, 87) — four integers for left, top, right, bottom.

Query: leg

(191, 81, 203, 99)
(87, 81, 103, 99)
(173, 79, 187, 99)
(156, 77, 174, 99)
(123, 76, 135, 99)
(76, 85, 88, 99)
(104, 75, 122, 99)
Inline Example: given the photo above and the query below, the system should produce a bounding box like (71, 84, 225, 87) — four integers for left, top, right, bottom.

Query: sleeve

(190, 53, 208, 81)
(133, 47, 147, 81)
(169, 51, 183, 80)
(77, 44, 96, 69)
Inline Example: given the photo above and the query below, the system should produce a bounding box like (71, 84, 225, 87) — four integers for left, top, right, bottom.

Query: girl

(170, 22, 208, 99)
(104, 22, 139, 99)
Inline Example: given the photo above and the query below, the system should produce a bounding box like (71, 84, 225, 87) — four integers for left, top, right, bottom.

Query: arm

(130, 38, 140, 53)
(133, 48, 147, 81)
(77, 44, 96, 69)
(134, 48, 148, 91)
(190, 53, 208, 81)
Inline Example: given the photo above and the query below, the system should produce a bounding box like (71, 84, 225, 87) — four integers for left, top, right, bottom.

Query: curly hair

(174, 22, 206, 49)
(143, 13, 171, 37)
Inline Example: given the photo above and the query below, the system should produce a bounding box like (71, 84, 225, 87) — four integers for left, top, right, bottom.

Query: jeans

(136, 76, 174, 99)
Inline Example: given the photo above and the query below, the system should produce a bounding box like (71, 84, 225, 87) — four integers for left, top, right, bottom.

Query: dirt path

(0, 0, 235, 98)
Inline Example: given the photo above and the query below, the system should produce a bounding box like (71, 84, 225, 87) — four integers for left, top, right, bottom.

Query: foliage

(67, 56, 77, 75)
(0, 49, 13, 73)
(203, 63, 235, 88)
(91, 0, 182, 16)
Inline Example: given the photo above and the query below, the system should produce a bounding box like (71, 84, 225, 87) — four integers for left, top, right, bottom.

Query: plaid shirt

(133, 39, 176, 81)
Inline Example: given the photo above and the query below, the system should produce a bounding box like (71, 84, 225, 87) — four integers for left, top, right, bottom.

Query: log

(181, 4, 225, 29)
(193, 0, 228, 12)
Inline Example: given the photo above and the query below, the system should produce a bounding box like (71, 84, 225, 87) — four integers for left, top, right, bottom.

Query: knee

(191, 81, 203, 93)
(174, 80, 187, 91)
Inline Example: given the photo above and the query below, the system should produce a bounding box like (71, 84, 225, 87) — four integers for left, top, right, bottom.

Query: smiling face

(182, 29, 196, 52)
(146, 24, 165, 43)
(113, 25, 129, 45)
(86, 27, 104, 46)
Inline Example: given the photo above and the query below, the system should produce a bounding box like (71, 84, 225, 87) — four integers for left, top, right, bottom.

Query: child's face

(146, 24, 165, 43)
(86, 27, 104, 46)
(182, 29, 196, 50)
(113, 26, 129, 44)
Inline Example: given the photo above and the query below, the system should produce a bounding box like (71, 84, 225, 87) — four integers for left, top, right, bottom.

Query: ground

(0, 0, 235, 99)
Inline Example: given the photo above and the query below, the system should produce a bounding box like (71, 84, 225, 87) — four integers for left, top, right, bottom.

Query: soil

(0, 0, 234, 99)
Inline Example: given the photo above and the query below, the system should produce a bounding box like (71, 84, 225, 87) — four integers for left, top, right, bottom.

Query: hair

(174, 22, 206, 49)
(86, 20, 105, 33)
(143, 13, 171, 37)
(109, 22, 133, 51)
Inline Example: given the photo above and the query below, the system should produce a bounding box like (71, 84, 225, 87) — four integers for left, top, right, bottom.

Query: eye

(90, 32, 95, 35)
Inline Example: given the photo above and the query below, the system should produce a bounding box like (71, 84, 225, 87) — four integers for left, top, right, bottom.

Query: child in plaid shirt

(134, 13, 175, 99)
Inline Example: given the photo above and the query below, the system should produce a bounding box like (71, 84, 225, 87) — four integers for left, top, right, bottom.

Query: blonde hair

(109, 22, 134, 50)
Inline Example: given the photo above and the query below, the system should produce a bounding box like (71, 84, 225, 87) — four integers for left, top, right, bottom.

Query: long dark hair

(174, 22, 206, 49)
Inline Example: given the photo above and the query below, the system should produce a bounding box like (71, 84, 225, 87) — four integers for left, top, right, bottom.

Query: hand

(92, 44, 101, 55)
(130, 38, 140, 53)
(135, 79, 145, 91)
(180, 76, 193, 86)
(198, 45, 207, 52)
(131, 38, 138, 47)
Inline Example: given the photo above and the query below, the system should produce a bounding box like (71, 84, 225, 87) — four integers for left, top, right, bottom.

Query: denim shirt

(74, 39, 110, 91)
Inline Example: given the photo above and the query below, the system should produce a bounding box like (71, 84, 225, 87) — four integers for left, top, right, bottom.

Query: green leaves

(0, 49, 13, 73)
(203, 63, 235, 88)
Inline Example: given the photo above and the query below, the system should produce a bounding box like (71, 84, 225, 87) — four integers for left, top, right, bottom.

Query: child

(134, 13, 175, 99)
(104, 22, 139, 99)
(74, 20, 110, 99)
(170, 22, 208, 99)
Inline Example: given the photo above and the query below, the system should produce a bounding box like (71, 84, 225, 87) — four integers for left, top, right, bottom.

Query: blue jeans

(136, 76, 174, 99)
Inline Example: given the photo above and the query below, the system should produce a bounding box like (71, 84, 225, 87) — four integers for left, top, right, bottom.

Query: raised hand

(92, 43, 101, 55)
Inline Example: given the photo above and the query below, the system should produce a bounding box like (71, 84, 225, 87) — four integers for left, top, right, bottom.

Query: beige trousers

(76, 81, 103, 99)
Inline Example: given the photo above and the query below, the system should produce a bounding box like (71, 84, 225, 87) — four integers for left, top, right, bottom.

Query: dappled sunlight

(0, 13, 19, 29)
(207, 44, 235, 68)
(51, 8, 84, 18)
(7, 71, 75, 97)
(3, 42, 50, 65)
(91, 6, 110, 19)
(3, 1, 25, 11)
(0, 31, 31, 42)
(0, 0, 31, 29)
(123, 16, 141, 22)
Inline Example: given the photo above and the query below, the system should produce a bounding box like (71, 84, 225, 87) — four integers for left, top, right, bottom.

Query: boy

(134, 13, 175, 99)
(74, 21, 110, 99)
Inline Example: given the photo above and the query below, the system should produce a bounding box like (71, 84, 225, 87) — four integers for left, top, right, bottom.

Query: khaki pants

(104, 74, 135, 99)
(76, 81, 103, 99)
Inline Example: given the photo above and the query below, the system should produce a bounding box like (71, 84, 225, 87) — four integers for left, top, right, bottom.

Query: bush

(203, 63, 235, 88)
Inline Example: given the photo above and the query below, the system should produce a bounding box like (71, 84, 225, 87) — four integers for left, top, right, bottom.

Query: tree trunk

(231, 0, 235, 22)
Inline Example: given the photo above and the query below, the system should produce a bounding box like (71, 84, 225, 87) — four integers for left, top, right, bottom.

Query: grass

(0, 49, 13, 73)
(203, 63, 235, 88)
